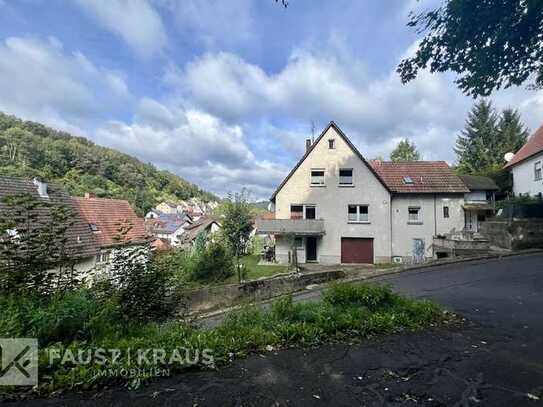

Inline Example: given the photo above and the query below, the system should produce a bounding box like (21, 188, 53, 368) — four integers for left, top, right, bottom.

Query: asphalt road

(9, 253, 543, 406)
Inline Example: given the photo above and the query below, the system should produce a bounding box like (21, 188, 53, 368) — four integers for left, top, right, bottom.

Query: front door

(465, 210, 478, 232)
(306, 237, 317, 262)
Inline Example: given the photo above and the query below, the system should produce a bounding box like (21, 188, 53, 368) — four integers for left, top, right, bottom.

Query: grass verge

(0, 282, 452, 397)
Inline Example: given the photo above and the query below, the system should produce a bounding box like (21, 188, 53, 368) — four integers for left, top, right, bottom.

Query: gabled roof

(504, 123, 543, 168)
(270, 122, 390, 200)
(145, 212, 190, 235)
(0, 176, 97, 259)
(181, 216, 220, 243)
(73, 196, 148, 248)
(370, 161, 469, 193)
(459, 175, 499, 191)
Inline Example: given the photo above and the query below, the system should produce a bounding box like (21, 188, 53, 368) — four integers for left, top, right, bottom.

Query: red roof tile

(369, 161, 469, 193)
(73, 197, 148, 248)
(504, 123, 543, 168)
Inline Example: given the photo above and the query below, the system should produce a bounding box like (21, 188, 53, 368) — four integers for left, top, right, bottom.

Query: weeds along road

(14, 253, 543, 406)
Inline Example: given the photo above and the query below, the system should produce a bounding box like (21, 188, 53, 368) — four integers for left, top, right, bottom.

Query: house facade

(459, 175, 498, 233)
(505, 124, 543, 197)
(257, 122, 471, 265)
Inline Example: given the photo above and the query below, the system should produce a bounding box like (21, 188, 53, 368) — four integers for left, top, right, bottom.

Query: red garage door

(341, 238, 374, 264)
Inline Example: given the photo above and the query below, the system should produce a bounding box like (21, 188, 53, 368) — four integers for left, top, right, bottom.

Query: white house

(257, 122, 474, 265)
(505, 124, 543, 197)
(459, 175, 498, 233)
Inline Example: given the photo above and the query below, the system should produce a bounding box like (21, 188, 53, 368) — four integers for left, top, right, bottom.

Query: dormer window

(403, 176, 414, 185)
(328, 139, 335, 149)
(89, 223, 99, 232)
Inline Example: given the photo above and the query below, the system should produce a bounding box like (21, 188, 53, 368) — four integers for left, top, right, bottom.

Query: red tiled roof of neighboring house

(0, 176, 97, 259)
(504, 123, 543, 168)
(73, 196, 148, 248)
(181, 216, 220, 243)
(369, 161, 469, 194)
(151, 238, 172, 252)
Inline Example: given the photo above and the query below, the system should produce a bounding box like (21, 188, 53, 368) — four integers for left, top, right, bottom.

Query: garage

(341, 238, 374, 264)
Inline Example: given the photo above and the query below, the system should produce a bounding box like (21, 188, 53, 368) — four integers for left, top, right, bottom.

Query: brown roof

(73, 196, 148, 248)
(504, 123, 543, 168)
(0, 176, 97, 259)
(181, 216, 220, 243)
(369, 161, 469, 194)
(270, 122, 390, 200)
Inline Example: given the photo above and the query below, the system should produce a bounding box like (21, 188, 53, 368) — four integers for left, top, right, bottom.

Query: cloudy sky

(1, 0, 542, 199)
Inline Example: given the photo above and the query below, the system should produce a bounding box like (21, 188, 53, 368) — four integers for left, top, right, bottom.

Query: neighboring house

(179, 216, 221, 247)
(257, 122, 470, 265)
(155, 201, 178, 214)
(459, 175, 499, 233)
(145, 212, 193, 247)
(145, 209, 162, 219)
(0, 177, 98, 273)
(504, 123, 543, 197)
(73, 193, 149, 271)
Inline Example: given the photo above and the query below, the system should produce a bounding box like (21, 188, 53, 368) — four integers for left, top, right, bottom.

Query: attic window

(328, 139, 335, 149)
(403, 176, 414, 185)
(89, 223, 99, 232)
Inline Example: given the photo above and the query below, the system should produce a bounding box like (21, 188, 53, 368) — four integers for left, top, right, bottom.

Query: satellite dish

(504, 152, 515, 162)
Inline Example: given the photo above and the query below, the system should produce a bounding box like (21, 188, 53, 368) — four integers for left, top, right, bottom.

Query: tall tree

(398, 0, 543, 96)
(390, 139, 421, 162)
(496, 108, 529, 156)
(455, 100, 499, 174)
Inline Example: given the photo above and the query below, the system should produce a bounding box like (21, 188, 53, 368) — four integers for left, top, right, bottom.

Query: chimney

(33, 178, 48, 198)
(85, 192, 96, 199)
(305, 138, 312, 153)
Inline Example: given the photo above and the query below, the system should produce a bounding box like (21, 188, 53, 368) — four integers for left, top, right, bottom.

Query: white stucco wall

(391, 194, 464, 261)
(512, 152, 543, 196)
(274, 126, 392, 264)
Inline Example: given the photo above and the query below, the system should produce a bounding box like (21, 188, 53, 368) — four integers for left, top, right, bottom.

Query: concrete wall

(182, 269, 345, 314)
(391, 194, 465, 261)
(512, 152, 543, 196)
(480, 219, 543, 250)
(274, 126, 392, 264)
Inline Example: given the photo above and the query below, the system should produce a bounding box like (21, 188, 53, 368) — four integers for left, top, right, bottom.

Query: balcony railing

(255, 218, 325, 236)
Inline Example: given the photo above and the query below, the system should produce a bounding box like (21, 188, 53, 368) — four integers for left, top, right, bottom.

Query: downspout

(433, 194, 437, 258)
(389, 193, 393, 261)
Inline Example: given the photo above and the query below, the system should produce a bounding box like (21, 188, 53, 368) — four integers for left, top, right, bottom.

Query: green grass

(224, 255, 288, 284)
(0, 283, 450, 395)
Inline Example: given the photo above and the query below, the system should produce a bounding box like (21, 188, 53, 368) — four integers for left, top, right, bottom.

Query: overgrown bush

(322, 282, 395, 311)
(111, 245, 176, 322)
(189, 241, 235, 282)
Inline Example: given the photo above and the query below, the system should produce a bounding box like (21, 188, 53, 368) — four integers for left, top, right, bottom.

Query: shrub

(322, 283, 395, 311)
(190, 241, 235, 282)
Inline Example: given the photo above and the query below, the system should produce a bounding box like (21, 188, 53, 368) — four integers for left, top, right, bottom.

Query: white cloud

(0, 36, 128, 124)
(76, 0, 167, 56)
(94, 104, 287, 197)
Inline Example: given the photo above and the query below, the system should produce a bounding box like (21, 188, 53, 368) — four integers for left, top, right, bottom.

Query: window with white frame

(348, 205, 369, 222)
(443, 206, 450, 218)
(290, 204, 316, 219)
(339, 168, 353, 185)
(96, 251, 110, 263)
(408, 207, 421, 223)
(310, 169, 325, 185)
(535, 161, 542, 181)
(328, 139, 335, 149)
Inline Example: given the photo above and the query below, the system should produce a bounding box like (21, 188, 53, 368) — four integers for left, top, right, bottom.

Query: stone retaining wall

(480, 219, 543, 250)
(181, 269, 345, 315)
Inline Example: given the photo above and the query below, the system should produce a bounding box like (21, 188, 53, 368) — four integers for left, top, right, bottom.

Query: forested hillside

(0, 112, 216, 214)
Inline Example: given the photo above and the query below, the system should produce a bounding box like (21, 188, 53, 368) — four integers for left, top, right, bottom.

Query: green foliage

(455, 100, 528, 192)
(0, 193, 80, 296)
(2, 282, 446, 394)
(110, 245, 175, 322)
(390, 139, 420, 162)
(189, 241, 235, 282)
(398, 0, 543, 96)
(220, 189, 254, 282)
(0, 112, 216, 215)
